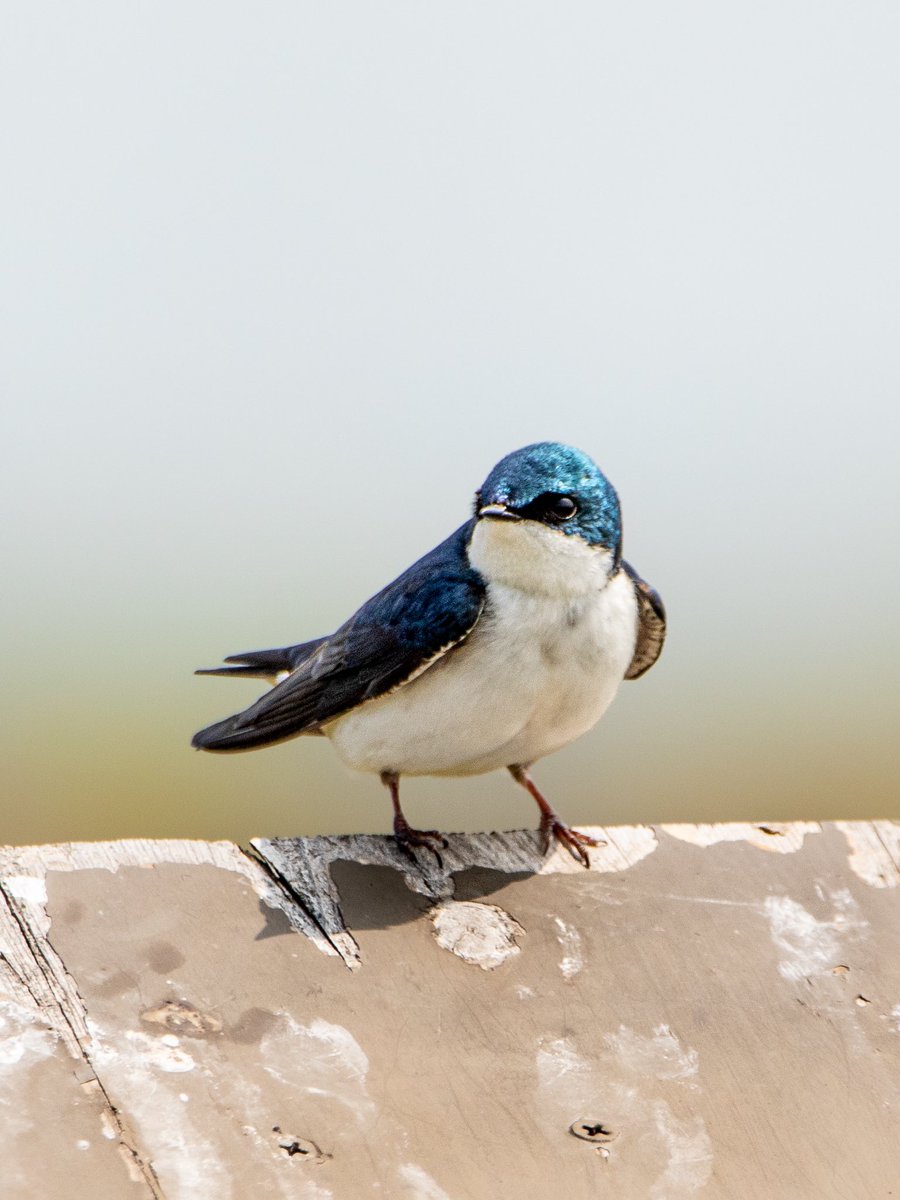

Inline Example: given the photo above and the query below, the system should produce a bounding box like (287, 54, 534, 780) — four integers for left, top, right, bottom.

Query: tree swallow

(193, 442, 665, 867)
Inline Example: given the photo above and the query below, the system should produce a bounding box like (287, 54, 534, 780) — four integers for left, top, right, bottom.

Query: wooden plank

(1, 824, 898, 1199)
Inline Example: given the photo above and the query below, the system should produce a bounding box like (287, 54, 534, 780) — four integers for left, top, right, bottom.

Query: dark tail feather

(194, 638, 327, 681)
(195, 665, 283, 680)
(191, 711, 306, 752)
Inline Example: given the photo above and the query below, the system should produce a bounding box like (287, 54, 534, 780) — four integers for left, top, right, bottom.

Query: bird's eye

(511, 489, 580, 523)
(544, 494, 578, 521)
(512, 492, 580, 524)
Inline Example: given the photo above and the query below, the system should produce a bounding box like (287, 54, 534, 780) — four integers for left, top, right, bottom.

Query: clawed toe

(540, 815, 604, 869)
(508, 764, 604, 870)
(393, 819, 449, 865)
(383, 771, 448, 866)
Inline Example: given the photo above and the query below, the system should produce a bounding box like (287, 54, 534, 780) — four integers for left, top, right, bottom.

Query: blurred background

(1, 2, 898, 846)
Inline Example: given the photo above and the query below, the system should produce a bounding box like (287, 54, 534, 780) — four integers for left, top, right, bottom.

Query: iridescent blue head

(474, 442, 622, 557)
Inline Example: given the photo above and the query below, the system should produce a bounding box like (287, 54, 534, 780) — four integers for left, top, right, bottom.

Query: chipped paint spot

(398, 1164, 452, 1199)
(0, 1003, 59, 1194)
(3, 875, 48, 906)
(141, 999, 224, 1038)
(121, 1029, 196, 1073)
(87, 1018, 230, 1199)
(296, 1184, 333, 1200)
(541, 824, 657, 874)
(605, 1024, 699, 1082)
(0, 999, 57, 1068)
(553, 917, 584, 980)
(662, 822, 820, 854)
(836, 822, 900, 888)
(649, 1101, 714, 1199)
(261, 1016, 373, 1122)
(764, 891, 867, 981)
(431, 900, 524, 970)
(537, 1035, 586, 1079)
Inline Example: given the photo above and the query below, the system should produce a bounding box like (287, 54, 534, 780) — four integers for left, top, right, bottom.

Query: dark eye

(514, 492, 579, 523)
(544, 494, 578, 521)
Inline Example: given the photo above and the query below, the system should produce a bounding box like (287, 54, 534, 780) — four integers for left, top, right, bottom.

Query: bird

(192, 442, 665, 867)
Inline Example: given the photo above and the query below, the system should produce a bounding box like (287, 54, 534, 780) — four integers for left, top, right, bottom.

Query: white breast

(324, 519, 638, 777)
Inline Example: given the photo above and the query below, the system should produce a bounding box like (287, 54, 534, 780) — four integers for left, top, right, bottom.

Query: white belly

(324, 565, 638, 777)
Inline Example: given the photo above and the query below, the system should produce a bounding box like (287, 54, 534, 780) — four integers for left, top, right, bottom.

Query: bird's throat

(468, 517, 614, 598)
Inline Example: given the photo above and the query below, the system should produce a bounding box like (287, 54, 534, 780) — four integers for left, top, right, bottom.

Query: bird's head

(474, 442, 621, 554)
(470, 443, 622, 594)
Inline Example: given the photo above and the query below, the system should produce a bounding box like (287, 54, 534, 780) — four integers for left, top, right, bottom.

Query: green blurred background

(2, 2, 898, 847)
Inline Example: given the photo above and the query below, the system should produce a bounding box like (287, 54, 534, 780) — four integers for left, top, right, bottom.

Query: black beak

(478, 502, 521, 521)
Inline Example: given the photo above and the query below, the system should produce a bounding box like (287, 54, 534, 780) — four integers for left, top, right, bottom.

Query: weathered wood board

(2, 822, 899, 1199)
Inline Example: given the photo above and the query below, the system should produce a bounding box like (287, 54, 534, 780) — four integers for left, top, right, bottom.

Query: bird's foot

(539, 811, 604, 869)
(393, 815, 449, 866)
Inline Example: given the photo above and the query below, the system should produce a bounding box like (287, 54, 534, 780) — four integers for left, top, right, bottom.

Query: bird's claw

(540, 815, 604, 869)
(393, 818, 449, 867)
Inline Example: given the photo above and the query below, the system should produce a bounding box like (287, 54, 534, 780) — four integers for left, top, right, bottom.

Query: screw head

(570, 1120, 619, 1144)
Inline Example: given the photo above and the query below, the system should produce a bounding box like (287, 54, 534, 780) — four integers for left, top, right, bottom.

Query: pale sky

(2, 2, 898, 843)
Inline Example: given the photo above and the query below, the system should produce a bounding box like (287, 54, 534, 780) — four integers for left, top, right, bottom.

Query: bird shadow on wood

(253, 831, 545, 942)
(330, 860, 535, 932)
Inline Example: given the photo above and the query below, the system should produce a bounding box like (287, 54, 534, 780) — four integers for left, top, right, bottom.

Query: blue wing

(192, 522, 485, 751)
(621, 560, 666, 680)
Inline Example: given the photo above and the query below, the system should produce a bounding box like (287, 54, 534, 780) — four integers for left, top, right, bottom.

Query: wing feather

(622, 560, 666, 680)
(192, 523, 484, 751)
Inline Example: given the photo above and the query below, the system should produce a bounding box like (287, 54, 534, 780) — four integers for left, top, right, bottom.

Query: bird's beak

(478, 502, 521, 521)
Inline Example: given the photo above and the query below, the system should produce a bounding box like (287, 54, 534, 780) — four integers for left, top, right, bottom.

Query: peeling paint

(3, 875, 48, 906)
(541, 824, 658, 874)
(0, 999, 57, 1069)
(661, 822, 820, 854)
(764, 890, 867, 982)
(605, 1024, 699, 1083)
(649, 1101, 714, 1200)
(122, 1029, 196, 1073)
(261, 1015, 374, 1122)
(836, 822, 900, 889)
(430, 900, 524, 970)
(553, 917, 584, 980)
(87, 1017, 232, 1199)
(397, 1163, 451, 1199)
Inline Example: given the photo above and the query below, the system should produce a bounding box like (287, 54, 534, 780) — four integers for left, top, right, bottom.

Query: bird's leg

(381, 771, 449, 862)
(508, 764, 603, 869)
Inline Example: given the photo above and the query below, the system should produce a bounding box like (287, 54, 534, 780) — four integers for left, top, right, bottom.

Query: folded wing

(192, 522, 485, 752)
(621, 560, 666, 680)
